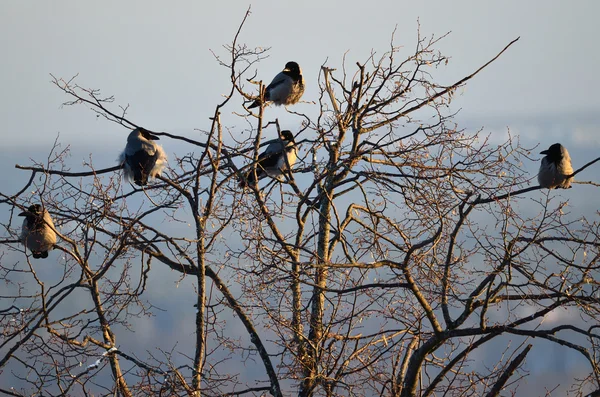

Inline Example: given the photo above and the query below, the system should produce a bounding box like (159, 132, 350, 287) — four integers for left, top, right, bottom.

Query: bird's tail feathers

(122, 162, 148, 186)
(239, 166, 266, 189)
(238, 172, 256, 189)
(134, 174, 148, 187)
(238, 177, 249, 189)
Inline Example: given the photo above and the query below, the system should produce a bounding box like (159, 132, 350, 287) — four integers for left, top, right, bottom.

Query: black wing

(264, 72, 290, 100)
(248, 72, 290, 108)
(126, 150, 156, 186)
(240, 140, 284, 186)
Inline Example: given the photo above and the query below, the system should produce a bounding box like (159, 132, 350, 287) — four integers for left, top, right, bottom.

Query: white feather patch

(150, 144, 167, 178)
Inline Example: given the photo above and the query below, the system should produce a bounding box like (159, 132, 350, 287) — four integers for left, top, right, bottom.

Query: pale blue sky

(1, 1, 599, 151)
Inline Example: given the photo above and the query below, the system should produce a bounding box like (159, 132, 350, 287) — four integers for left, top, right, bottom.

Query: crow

(248, 61, 305, 108)
(119, 128, 167, 186)
(19, 204, 57, 259)
(538, 143, 573, 189)
(240, 130, 298, 188)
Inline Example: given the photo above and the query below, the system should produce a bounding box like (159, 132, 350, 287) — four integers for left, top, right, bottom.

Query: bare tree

(1, 9, 599, 397)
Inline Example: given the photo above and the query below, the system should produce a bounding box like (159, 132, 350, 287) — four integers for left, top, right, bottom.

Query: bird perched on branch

(119, 128, 167, 186)
(19, 204, 57, 259)
(248, 61, 305, 109)
(239, 130, 298, 188)
(538, 143, 573, 189)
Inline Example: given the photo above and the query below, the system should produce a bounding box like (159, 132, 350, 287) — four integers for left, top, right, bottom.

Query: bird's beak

(139, 128, 160, 140)
(540, 150, 549, 155)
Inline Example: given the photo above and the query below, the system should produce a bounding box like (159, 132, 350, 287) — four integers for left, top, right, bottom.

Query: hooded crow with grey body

(248, 61, 305, 109)
(239, 130, 298, 188)
(119, 128, 167, 186)
(538, 143, 574, 189)
(19, 204, 57, 259)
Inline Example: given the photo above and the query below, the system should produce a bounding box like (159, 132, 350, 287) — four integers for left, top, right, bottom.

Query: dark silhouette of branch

(364, 36, 521, 132)
(484, 344, 532, 397)
(15, 164, 122, 176)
